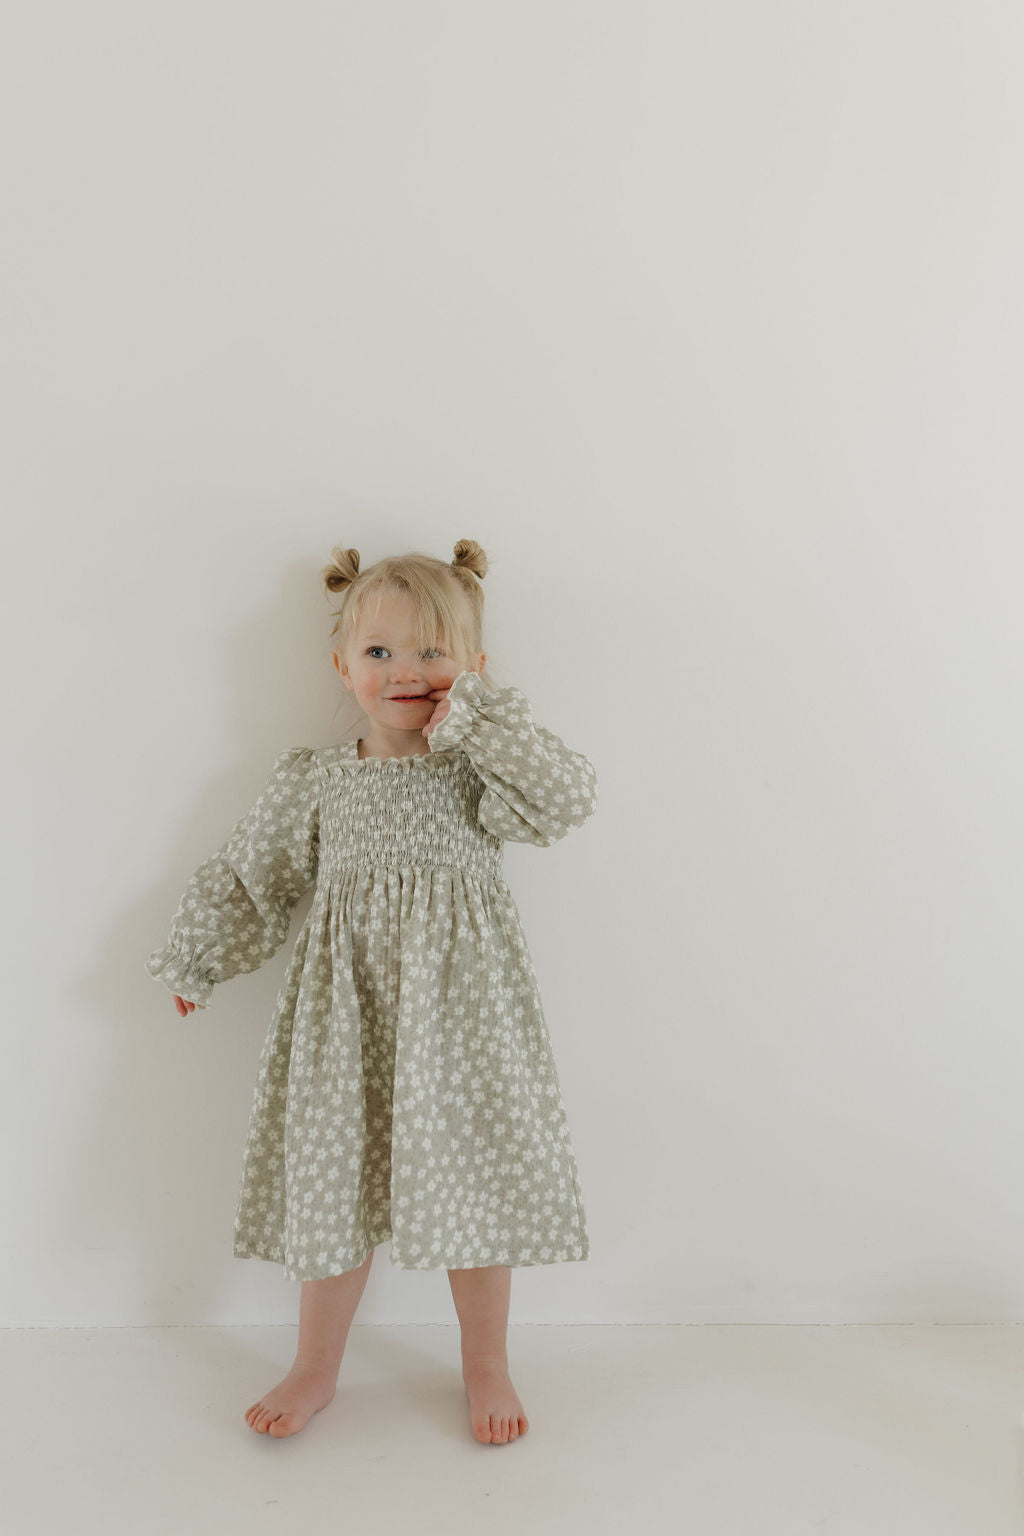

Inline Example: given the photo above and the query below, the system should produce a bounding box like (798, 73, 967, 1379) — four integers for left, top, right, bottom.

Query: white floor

(3, 1323, 1024, 1534)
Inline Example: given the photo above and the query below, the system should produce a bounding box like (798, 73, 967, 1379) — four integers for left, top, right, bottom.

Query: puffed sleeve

(145, 746, 321, 1009)
(426, 670, 598, 846)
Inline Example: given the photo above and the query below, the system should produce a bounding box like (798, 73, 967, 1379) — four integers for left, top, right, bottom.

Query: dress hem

(232, 1235, 590, 1282)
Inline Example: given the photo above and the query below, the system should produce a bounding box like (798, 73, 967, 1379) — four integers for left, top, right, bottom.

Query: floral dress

(145, 669, 598, 1281)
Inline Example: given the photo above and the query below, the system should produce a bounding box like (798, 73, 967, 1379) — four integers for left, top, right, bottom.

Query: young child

(145, 538, 598, 1445)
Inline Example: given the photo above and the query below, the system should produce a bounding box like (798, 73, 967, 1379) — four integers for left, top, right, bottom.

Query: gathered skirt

(231, 863, 590, 1281)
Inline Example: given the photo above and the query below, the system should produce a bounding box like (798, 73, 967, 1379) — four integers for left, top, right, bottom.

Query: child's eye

(366, 646, 445, 659)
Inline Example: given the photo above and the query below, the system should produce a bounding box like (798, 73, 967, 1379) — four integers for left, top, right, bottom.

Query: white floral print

(146, 669, 598, 1281)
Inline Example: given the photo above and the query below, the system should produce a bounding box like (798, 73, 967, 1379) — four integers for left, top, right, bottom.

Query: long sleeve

(426, 670, 598, 846)
(145, 746, 321, 1009)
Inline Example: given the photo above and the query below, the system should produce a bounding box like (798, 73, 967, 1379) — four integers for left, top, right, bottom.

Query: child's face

(332, 593, 485, 736)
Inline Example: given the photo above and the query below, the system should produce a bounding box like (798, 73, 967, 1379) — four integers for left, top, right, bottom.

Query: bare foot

(244, 1364, 337, 1438)
(461, 1352, 529, 1444)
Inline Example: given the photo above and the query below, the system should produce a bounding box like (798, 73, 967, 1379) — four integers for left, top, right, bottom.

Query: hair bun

(322, 546, 361, 594)
(451, 539, 487, 580)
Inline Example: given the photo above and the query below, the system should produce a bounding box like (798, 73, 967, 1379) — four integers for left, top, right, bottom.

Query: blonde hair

(321, 539, 499, 732)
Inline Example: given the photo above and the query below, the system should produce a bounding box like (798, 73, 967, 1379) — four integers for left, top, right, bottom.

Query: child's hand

(173, 994, 197, 1016)
(421, 682, 455, 737)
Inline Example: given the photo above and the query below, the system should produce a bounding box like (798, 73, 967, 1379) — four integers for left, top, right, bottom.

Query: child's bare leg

(447, 1264, 529, 1444)
(245, 1248, 375, 1438)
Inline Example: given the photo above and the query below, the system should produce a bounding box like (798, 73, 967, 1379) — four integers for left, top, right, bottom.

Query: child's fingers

(422, 696, 452, 736)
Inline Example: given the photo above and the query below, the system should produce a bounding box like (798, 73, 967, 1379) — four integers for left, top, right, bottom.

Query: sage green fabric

(146, 669, 598, 1281)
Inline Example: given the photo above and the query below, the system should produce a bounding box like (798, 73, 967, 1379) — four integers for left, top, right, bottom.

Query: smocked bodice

(314, 740, 505, 882)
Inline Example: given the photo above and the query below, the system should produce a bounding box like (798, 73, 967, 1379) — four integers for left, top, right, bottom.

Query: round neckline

(350, 738, 457, 763)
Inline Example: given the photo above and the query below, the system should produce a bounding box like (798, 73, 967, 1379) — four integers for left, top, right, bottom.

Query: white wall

(5, 1, 1022, 1325)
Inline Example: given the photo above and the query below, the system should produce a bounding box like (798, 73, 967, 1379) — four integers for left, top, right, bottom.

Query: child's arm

(145, 747, 321, 1009)
(426, 670, 598, 846)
